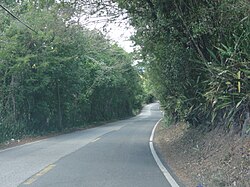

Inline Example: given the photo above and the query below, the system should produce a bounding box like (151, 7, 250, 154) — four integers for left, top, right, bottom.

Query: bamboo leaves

(114, 0, 250, 130)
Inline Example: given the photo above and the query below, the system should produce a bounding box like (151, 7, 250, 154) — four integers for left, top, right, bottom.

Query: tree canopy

(1, 0, 249, 142)
(0, 1, 144, 142)
(114, 0, 250, 131)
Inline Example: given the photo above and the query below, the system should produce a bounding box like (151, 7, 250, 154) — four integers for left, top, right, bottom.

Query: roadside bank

(154, 121, 250, 187)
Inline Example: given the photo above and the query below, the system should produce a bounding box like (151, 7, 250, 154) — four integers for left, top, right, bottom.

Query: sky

(81, 15, 135, 53)
(105, 22, 135, 53)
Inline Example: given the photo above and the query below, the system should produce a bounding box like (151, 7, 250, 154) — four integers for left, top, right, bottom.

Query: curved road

(0, 103, 173, 187)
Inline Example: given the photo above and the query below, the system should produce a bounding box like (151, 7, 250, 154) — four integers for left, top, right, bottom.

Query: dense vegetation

(114, 0, 250, 132)
(1, 0, 249, 143)
(0, 1, 143, 143)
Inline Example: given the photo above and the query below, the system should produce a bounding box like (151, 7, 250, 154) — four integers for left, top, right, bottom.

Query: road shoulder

(154, 121, 250, 187)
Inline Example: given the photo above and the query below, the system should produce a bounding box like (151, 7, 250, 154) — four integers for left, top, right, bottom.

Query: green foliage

(115, 0, 250, 129)
(0, 3, 143, 142)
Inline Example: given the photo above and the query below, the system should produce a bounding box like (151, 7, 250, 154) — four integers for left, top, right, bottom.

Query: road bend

(0, 103, 172, 187)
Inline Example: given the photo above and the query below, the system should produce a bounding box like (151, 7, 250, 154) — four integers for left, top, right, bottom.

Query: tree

(0, 2, 144, 142)
(114, 0, 250, 130)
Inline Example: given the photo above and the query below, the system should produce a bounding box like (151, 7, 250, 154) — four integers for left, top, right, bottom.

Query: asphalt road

(0, 103, 172, 187)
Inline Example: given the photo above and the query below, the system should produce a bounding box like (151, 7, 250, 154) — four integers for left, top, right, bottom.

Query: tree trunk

(57, 80, 62, 130)
(11, 75, 16, 122)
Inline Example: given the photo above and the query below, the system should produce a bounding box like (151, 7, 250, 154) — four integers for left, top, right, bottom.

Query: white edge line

(149, 119, 180, 187)
(150, 119, 160, 142)
(0, 123, 121, 154)
(0, 140, 43, 153)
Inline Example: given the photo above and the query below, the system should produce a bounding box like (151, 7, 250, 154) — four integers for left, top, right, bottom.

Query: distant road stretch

(0, 103, 173, 187)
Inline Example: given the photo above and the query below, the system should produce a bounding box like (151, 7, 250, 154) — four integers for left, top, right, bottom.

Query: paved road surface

(0, 103, 172, 187)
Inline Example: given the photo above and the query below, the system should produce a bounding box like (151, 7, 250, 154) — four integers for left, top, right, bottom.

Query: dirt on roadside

(0, 118, 129, 151)
(0, 125, 98, 151)
(154, 121, 250, 187)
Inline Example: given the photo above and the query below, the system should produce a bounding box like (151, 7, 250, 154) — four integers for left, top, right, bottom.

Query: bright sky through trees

(80, 12, 135, 53)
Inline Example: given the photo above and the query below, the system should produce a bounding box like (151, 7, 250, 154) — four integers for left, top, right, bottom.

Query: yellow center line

(23, 164, 56, 185)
